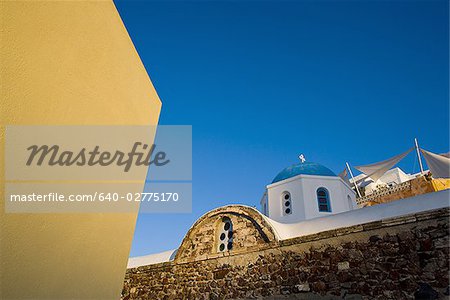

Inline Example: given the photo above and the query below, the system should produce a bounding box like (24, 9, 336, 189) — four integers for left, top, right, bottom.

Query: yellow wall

(431, 178, 450, 192)
(1, 1, 161, 299)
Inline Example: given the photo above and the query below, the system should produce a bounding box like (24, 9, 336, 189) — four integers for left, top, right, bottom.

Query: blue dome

(272, 162, 336, 183)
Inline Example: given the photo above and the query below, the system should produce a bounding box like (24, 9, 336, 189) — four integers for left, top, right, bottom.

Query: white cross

(298, 154, 306, 163)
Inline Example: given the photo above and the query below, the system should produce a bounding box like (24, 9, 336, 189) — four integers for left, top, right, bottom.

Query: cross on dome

(298, 154, 306, 163)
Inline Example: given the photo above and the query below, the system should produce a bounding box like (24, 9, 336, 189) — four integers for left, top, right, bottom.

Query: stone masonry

(122, 206, 450, 300)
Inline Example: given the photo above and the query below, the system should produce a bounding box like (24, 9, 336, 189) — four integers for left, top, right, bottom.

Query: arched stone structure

(175, 205, 278, 263)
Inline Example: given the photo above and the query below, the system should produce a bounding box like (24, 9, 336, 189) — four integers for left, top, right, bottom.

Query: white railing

(356, 180, 412, 205)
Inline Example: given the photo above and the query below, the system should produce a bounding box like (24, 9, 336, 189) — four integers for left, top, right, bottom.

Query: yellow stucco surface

(1, 1, 161, 299)
(431, 178, 450, 192)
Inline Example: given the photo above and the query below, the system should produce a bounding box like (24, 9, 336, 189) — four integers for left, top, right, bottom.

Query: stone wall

(122, 207, 449, 299)
(174, 206, 278, 263)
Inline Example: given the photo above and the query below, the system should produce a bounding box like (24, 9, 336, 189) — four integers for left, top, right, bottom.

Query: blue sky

(114, 0, 449, 257)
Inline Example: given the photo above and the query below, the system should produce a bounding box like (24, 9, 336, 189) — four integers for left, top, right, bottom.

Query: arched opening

(317, 187, 331, 212)
(347, 195, 353, 210)
(217, 217, 233, 252)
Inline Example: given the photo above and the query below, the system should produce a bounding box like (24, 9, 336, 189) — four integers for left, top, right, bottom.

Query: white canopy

(354, 147, 414, 182)
(421, 149, 450, 178)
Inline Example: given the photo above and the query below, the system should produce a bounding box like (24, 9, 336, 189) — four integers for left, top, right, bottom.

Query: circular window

(227, 242, 233, 250)
(282, 191, 292, 215)
(224, 222, 231, 231)
(228, 231, 233, 239)
(220, 233, 226, 240)
(219, 243, 225, 251)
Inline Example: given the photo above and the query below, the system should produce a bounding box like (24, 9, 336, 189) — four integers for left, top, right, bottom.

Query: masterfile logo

(26, 142, 170, 172)
(5, 125, 192, 213)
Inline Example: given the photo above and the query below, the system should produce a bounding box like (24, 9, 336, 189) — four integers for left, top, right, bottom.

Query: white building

(260, 161, 356, 223)
(128, 189, 450, 268)
(350, 167, 416, 195)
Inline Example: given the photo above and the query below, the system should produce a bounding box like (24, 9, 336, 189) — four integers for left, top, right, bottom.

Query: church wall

(174, 206, 278, 264)
(122, 207, 450, 299)
(300, 176, 355, 220)
(267, 177, 306, 222)
(338, 179, 358, 210)
(266, 175, 355, 223)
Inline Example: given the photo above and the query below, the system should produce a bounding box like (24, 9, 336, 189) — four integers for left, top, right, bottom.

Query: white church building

(260, 160, 356, 223)
(127, 146, 449, 268)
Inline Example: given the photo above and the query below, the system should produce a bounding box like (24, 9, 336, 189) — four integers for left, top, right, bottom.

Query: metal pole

(415, 138, 424, 174)
(346, 162, 362, 198)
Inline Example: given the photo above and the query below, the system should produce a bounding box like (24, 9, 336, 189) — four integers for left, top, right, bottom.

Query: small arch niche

(347, 195, 353, 209)
(217, 217, 233, 252)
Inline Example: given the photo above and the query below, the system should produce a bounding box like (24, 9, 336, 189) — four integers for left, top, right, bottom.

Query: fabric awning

(421, 149, 450, 178)
(354, 147, 414, 182)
